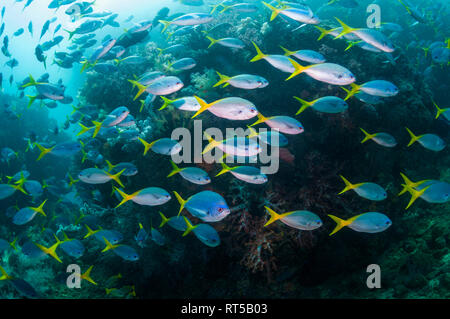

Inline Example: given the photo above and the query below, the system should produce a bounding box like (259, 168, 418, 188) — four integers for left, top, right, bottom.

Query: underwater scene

(0, 0, 448, 300)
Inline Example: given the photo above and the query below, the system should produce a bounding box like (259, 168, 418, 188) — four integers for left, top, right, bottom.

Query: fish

(251, 113, 304, 135)
(0, 183, 27, 200)
(138, 137, 182, 156)
(167, 57, 197, 71)
(286, 58, 356, 85)
(219, 3, 258, 14)
(0, 238, 17, 253)
(129, 76, 184, 101)
(334, 18, 395, 53)
(135, 223, 149, 248)
(150, 227, 165, 246)
(173, 190, 230, 222)
(40, 20, 50, 40)
(12, 200, 47, 225)
(280, 46, 326, 64)
(202, 132, 261, 157)
(343, 81, 399, 100)
(247, 127, 289, 147)
(405, 128, 445, 152)
(339, 176, 387, 201)
(262, 2, 320, 25)
(206, 36, 245, 49)
(64, 19, 103, 40)
(159, 13, 214, 33)
(159, 96, 203, 112)
(13, 28, 24, 37)
(214, 72, 269, 90)
(192, 96, 258, 120)
(35, 141, 81, 161)
(78, 168, 125, 187)
(182, 218, 220, 247)
(159, 212, 191, 232)
(101, 237, 139, 261)
(0, 266, 40, 298)
(250, 42, 297, 73)
(294, 96, 348, 115)
(114, 187, 171, 208)
(399, 173, 450, 209)
(84, 226, 123, 245)
(57, 233, 85, 258)
(263, 206, 323, 230)
(216, 163, 268, 184)
(360, 128, 397, 148)
(167, 160, 211, 185)
(328, 213, 392, 235)
(106, 161, 138, 177)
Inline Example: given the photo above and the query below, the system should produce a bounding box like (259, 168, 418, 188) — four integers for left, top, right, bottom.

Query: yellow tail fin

(35, 242, 62, 263)
(315, 26, 333, 41)
(101, 237, 119, 253)
(262, 1, 281, 21)
(0, 266, 12, 281)
(405, 185, 429, 210)
(202, 132, 221, 155)
(334, 17, 357, 38)
(192, 96, 212, 119)
(35, 143, 54, 161)
(81, 265, 97, 285)
(216, 162, 232, 177)
(91, 121, 103, 138)
(328, 214, 355, 236)
(286, 58, 310, 81)
(106, 169, 125, 188)
(264, 206, 281, 227)
(173, 191, 187, 216)
(159, 20, 171, 33)
(250, 42, 267, 62)
(213, 71, 230, 88)
(106, 160, 116, 172)
(10, 237, 18, 251)
(77, 123, 93, 136)
(182, 216, 198, 237)
(138, 137, 157, 156)
(114, 187, 135, 208)
(159, 211, 169, 228)
(405, 127, 422, 147)
(398, 172, 429, 196)
(12, 182, 28, 195)
(360, 128, 376, 144)
(433, 100, 447, 119)
(128, 80, 149, 101)
(250, 113, 269, 127)
(167, 160, 182, 177)
(343, 83, 361, 101)
(206, 36, 218, 49)
(338, 175, 358, 194)
(31, 199, 47, 217)
(280, 46, 296, 56)
(294, 96, 313, 115)
(84, 224, 98, 239)
(159, 96, 173, 111)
